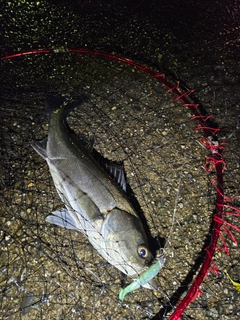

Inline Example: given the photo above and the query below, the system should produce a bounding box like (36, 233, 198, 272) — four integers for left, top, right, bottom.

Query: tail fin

(46, 95, 88, 120)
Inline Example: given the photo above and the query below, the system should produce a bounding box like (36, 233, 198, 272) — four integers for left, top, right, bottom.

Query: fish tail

(46, 95, 87, 121)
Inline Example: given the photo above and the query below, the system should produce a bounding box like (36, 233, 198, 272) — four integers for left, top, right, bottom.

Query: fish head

(102, 208, 156, 287)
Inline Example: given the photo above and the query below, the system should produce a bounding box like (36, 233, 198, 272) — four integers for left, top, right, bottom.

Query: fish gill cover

(0, 50, 240, 320)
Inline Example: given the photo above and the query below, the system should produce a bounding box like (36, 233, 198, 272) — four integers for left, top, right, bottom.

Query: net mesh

(1, 52, 240, 319)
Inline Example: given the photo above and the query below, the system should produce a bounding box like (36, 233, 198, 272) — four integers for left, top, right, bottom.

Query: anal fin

(46, 208, 79, 230)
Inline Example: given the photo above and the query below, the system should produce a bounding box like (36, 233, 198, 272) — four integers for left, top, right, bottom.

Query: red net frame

(2, 48, 239, 319)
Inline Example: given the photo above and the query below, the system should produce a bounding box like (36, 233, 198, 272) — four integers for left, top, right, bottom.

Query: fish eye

(137, 245, 149, 259)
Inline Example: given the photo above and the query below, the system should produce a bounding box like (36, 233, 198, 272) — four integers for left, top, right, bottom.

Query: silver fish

(33, 96, 157, 289)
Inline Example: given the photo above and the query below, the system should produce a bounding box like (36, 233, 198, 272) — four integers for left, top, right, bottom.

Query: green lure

(225, 271, 240, 292)
(119, 255, 165, 301)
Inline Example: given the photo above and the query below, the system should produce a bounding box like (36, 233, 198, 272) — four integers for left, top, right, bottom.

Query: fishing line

(162, 172, 183, 258)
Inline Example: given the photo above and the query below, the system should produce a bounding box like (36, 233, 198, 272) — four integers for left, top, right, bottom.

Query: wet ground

(1, 1, 240, 319)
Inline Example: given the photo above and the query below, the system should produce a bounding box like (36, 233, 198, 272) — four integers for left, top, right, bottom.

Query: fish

(32, 95, 159, 289)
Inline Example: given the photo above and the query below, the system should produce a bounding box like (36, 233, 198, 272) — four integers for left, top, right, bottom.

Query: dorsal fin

(92, 148, 127, 193)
